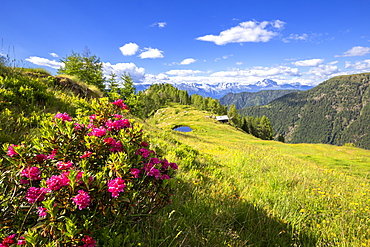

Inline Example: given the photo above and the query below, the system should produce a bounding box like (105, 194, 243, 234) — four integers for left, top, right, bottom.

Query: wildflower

(80, 151, 93, 159)
(136, 148, 150, 158)
(37, 207, 48, 218)
(130, 168, 141, 178)
(72, 190, 91, 210)
(108, 178, 126, 198)
(105, 119, 130, 131)
(34, 154, 48, 163)
(161, 174, 171, 180)
(25, 187, 49, 203)
(104, 137, 123, 152)
(1, 234, 16, 246)
(74, 123, 84, 131)
(170, 163, 178, 170)
(7, 144, 18, 157)
(17, 236, 26, 245)
(21, 167, 41, 181)
(54, 112, 72, 122)
(111, 99, 128, 110)
(87, 127, 106, 137)
(47, 149, 58, 160)
(81, 235, 97, 247)
(46, 174, 70, 191)
(57, 161, 73, 170)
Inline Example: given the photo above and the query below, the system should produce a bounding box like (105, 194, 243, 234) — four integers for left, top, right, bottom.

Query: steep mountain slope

(219, 90, 299, 109)
(240, 73, 370, 149)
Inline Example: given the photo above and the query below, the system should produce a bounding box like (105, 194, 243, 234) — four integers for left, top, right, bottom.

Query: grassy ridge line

(144, 104, 370, 246)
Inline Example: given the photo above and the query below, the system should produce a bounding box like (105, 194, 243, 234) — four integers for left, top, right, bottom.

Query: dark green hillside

(219, 89, 299, 109)
(241, 73, 370, 149)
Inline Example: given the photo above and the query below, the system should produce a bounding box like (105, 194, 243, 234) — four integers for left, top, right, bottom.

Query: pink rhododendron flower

(72, 190, 90, 210)
(34, 154, 48, 163)
(136, 148, 150, 158)
(54, 112, 72, 122)
(108, 178, 126, 198)
(111, 99, 128, 109)
(87, 127, 106, 137)
(80, 151, 93, 159)
(148, 168, 161, 179)
(74, 123, 84, 131)
(21, 167, 41, 181)
(161, 174, 171, 180)
(7, 144, 18, 157)
(81, 235, 97, 247)
(47, 149, 58, 160)
(37, 207, 48, 218)
(89, 114, 97, 121)
(17, 236, 26, 245)
(1, 234, 16, 246)
(105, 119, 130, 131)
(57, 161, 73, 170)
(113, 114, 123, 119)
(25, 187, 49, 203)
(170, 162, 178, 170)
(46, 174, 70, 191)
(130, 168, 141, 178)
(141, 141, 149, 147)
(104, 137, 123, 152)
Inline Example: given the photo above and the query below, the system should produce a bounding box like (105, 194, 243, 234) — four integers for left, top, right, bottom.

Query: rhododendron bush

(0, 98, 177, 246)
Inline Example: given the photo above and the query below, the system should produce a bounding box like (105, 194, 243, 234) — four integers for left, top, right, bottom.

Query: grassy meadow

(134, 104, 370, 246)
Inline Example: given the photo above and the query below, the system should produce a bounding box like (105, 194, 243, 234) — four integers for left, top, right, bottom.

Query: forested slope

(241, 73, 370, 149)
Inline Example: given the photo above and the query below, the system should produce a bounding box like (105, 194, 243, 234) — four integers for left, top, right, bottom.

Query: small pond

(173, 126, 193, 132)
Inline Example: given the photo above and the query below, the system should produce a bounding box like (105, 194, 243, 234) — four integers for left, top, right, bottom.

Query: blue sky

(1, 0, 370, 87)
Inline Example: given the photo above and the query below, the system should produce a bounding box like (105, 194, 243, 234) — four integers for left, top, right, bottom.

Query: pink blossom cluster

(0, 234, 16, 247)
(37, 207, 48, 218)
(46, 174, 70, 191)
(136, 148, 153, 158)
(25, 187, 49, 204)
(104, 137, 123, 152)
(111, 99, 128, 110)
(108, 178, 126, 198)
(80, 151, 93, 159)
(105, 119, 130, 131)
(81, 235, 97, 247)
(34, 154, 48, 163)
(54, 112, 72, 122)
(74, 122, 85, 131)
(7, 144, 18, 157)
(20, 166, 41, 184)
(72, 190, 91, 210)
(87, 127, 107, 137)
(57, 161, 73, 170)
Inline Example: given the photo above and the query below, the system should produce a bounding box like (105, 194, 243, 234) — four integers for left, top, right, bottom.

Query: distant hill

(240, 73, 370, 149)
(219, 90, 299, 109)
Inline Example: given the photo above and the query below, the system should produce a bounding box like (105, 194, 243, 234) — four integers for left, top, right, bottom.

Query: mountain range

(240, 73, 370, 149)
(135, 79, 312, 99)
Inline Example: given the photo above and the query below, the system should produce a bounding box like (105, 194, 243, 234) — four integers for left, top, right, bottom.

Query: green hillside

(219, 89, 299, 109)
(142, 104, 370, 246)
(1, 67, 370, 246)
(240, 73, 370, 149)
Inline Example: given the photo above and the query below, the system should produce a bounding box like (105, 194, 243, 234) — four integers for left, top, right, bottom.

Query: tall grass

(136, 104, 370, 246)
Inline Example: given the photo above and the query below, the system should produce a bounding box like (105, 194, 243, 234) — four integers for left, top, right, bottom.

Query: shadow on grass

(136, 179, 318, 247)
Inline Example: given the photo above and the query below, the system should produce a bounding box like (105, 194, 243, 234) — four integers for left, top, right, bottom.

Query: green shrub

(0, 98, 177, 246)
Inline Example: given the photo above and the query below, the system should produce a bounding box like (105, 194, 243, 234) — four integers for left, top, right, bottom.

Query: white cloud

(25, 56, 64, 69)
(166, 69, 203, 76)
(308, 64, 339, 76)
(138, 47, 164, 59)
(119, 43, 139, 56)
(336, 46, 370, 57)
(103, 62, 146, 82)
(151, 22, 167, 28)
(292, 58, 324, 67)
(236, 62, 243, 65)
(196, 20, 285, 45)
(49, 52, 59, 58)
(211, 66, 301, 78)
(282, 33, 308, 43)
(180, 58, 197, 65)
(345, 59, 370, 70)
